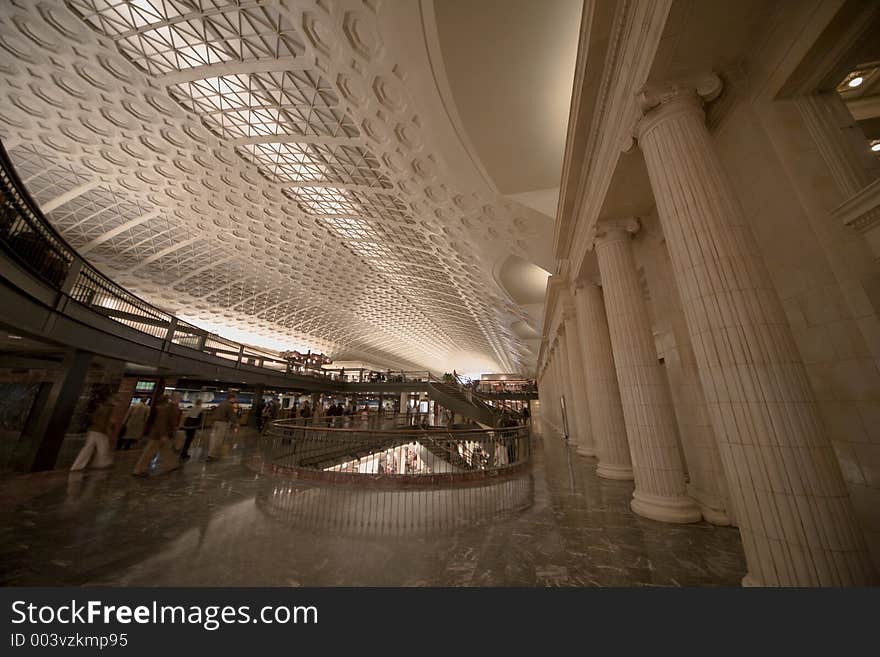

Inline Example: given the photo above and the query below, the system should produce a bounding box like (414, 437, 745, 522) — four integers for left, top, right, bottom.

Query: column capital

(635, 73, 723, 139)
(594, 217, 640, 245)
(574, 275, 602, 290)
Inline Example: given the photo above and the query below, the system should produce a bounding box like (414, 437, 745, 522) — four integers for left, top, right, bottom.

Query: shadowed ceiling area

(433, 0, 582, 207)
(496, 255, 551, 306)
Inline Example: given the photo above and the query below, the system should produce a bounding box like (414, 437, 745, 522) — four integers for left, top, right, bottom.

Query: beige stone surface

(572, 281, 633, 478)
(594, 218, 700, 523)
(637, 88, 877, 585)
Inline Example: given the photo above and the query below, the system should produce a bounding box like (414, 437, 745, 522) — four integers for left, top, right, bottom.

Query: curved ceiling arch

(0, 0, 578, 375)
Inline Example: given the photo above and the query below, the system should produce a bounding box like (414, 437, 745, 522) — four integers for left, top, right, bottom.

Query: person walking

(261, 398, 279, 435)
(70, 391, 117, 471)
(179, 398, 204, 460)
(206, 393, 237, 462)
(117, 398, 149, 450)
(253, 396, 265, 432)
(132, 394, 179, 476)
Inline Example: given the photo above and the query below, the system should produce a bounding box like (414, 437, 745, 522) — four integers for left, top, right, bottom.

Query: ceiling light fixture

(848, 76, 864, 88)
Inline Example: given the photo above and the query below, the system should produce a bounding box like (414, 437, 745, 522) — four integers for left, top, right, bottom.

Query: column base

(596, 462, 634, 480)
(741, 573, 764, 587)
(698, 504, 731, 526)
(687, 484, 730, 525)
(576, 444, 597, 457)
(631, 490, 702, 524)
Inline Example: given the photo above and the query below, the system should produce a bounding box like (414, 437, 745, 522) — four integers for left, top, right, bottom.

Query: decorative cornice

(834, 178, 880, 233)
(557, 0, 673, 268)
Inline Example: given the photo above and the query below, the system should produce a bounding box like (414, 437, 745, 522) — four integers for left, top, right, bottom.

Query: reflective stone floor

(0, 420, 747, 586)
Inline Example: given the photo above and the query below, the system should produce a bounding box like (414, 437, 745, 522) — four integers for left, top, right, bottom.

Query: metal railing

(263, 417, 530, 481)
(475, 380, 538, 395)
(0, 140, 334, 381)
(324, 369, 432, 383)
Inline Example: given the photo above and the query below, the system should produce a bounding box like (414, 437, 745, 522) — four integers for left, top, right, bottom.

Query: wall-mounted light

(848, 76, 864, 88)
(872, 140, 880, 153)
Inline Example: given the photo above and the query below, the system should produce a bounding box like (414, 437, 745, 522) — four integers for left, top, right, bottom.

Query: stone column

(636, 80, 877, 585)
(572, 281, 633, 479)
(563, 306, 596, 456)
(556, 325, 579, 445)
(546, 342, 561, 433)
(593, 218, 700, 523)
(19, 349, 92, 472)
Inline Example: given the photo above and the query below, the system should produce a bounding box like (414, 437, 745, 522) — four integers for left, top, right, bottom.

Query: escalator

(426, 378, 500, 427)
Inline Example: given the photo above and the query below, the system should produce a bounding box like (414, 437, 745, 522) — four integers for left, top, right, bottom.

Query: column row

(553, 76, 876, 586)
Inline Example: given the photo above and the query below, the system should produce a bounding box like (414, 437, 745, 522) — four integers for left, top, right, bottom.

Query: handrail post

(162, 317, 178, 352)
(58, 257, 82, 297)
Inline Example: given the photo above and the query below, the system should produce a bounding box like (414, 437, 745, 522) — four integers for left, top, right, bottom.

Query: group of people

(70, 391, 240, 476)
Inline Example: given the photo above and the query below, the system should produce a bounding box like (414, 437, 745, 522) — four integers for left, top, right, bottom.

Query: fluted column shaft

(594, 220, 700, 523)
(564, 311, 596, 456)
(547, 345, 562, 433)
(556, 326, 580, 444)
(638, 89, 876, 585)
(573, 282, 633, 478)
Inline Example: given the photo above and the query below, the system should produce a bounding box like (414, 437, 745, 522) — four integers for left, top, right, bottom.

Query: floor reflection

(0, 425, 747, 587)
(256, 475, 534, 537)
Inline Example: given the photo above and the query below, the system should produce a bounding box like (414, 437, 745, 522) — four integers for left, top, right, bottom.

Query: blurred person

(132, 394, 179, 476)
(206, 393, 237, 462)
(179, 398, 204, 461)
(253, 395, 266, 432)
(262, 398, 278, 434)
(117, 398, 149, 450)
(70, 391, 117, 471)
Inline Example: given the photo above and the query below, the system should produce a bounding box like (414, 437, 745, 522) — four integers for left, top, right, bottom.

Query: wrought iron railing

(263, 417, 530, 480)
(323, 369, 432, 383)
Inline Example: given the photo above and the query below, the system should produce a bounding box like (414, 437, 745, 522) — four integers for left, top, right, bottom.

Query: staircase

(426, 378, 500, 427)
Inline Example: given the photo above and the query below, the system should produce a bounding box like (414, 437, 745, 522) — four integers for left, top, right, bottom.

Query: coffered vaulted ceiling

(0, 0, 572, 374)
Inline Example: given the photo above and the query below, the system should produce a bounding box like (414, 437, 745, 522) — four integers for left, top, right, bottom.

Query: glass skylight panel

(319, 217, 374, 239)
(168, 70, 356, 138)
(348, 241, 396, 260)
(67, 0, 192, 36)
(69, 2, 305, 75)
(238, 142, 389, 187)
(238, 142, 328, 183)
(284, 186, 359, 216)
(285, 188, 409, 220)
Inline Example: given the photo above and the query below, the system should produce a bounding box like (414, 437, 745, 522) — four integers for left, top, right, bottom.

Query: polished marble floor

(0, 418, 747, 586)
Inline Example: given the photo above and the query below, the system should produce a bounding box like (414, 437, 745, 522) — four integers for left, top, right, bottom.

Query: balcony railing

(262, 416, 531, 483)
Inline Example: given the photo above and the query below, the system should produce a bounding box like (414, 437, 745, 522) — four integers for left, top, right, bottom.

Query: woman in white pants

(207, 393, 237, 461)
(70, 394, 117, 471)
